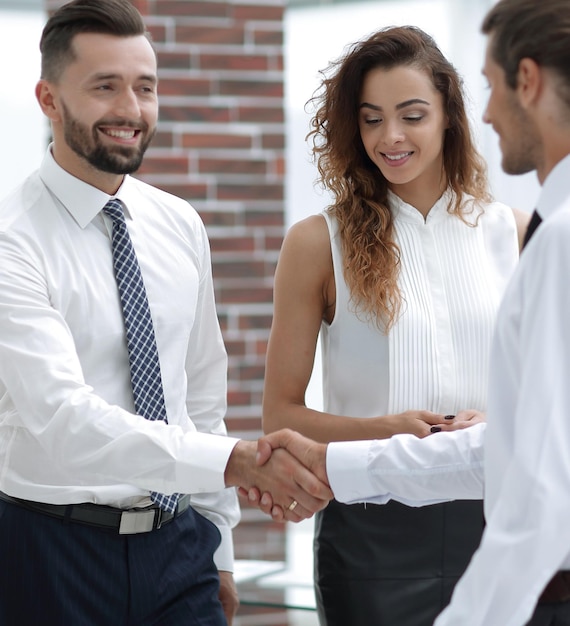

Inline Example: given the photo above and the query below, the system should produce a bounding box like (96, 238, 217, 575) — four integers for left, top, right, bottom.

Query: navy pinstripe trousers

(0, 499, 226, 625)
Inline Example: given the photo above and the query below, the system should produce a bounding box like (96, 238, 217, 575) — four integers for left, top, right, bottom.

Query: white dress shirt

(327, 423, 485, 506)
(435, 153, 570, 625)
(321, 192, 518, 421)
(328, 153, 570, 625)
(0, 147, 240, 570)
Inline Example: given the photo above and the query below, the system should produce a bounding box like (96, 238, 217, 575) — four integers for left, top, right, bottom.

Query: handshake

(224, 429, 332, 522)
(224, 410, 487, 521)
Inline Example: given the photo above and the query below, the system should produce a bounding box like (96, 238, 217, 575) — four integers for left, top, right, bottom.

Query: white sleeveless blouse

(320, 191, 519, 418)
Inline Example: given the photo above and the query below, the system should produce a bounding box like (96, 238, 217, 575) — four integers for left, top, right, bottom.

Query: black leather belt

(0, 491, 191, 535)
(539, 571, 570, 604)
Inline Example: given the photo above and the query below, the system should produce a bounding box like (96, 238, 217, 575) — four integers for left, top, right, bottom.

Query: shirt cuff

(178, 433, 240, 493)
(327, 440, 390, 504)
(213, 525, 235, 572)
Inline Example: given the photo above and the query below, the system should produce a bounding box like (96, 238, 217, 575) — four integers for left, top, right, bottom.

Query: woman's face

(358, 65, 449, 198)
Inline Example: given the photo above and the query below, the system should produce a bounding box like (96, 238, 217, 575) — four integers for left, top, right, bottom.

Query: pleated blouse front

(320, 190, 519, 418)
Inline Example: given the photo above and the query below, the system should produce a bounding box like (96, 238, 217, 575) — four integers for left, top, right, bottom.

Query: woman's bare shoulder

(281, 213, 331, 258)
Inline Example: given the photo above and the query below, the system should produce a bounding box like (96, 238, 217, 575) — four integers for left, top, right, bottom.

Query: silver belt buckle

(119, 509, 156, 534)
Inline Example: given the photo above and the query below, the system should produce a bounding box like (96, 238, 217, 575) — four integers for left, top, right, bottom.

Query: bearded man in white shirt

(0, 1, 333, 624)
(252, 1, 570, 624)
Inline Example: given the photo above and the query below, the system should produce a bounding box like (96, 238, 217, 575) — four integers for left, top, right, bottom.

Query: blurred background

(0, 1, 539, 624)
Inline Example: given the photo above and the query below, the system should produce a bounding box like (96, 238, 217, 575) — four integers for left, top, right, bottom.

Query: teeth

(384, 152, 412, 161)
(104, 129, 136, 139)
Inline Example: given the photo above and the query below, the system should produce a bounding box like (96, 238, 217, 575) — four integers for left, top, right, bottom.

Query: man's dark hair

(40, 0, 150, 82)
(482, 0, 570, 96)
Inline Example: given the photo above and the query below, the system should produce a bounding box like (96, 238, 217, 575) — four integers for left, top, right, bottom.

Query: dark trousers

(314, 499, 485, 626)
(0, 498, 225, 625)
(527, 602, 570, 626)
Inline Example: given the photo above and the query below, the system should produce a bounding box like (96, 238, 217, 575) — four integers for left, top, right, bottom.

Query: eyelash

(363, 115, 424, 125)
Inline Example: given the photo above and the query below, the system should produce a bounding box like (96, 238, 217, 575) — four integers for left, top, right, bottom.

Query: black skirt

(314, 498, 485, 626)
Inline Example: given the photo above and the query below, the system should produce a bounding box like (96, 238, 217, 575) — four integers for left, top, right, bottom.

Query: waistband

(0, 491, 191, 535)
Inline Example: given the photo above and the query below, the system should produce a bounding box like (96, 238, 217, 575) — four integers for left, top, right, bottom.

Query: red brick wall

(45, 0, 286, 439)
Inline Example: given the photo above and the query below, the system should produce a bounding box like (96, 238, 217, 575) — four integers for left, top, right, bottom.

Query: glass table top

(234, 559, 317, 611)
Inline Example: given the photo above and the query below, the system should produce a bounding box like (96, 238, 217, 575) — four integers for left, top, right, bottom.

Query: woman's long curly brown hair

(308, 26, 491, 331)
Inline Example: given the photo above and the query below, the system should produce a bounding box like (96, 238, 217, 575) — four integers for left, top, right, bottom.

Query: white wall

(0, 9, 46, 194)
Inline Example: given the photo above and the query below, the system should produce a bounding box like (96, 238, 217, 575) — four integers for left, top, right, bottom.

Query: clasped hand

(227, 429, 331, 522)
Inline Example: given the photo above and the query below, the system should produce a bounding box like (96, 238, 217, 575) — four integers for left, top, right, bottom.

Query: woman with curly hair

(262, 25, 529, 626)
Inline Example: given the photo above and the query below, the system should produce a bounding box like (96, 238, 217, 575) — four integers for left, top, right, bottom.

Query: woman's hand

(374, 410, 453, 438)
(372, 409, 485, 438)
(438, 409, 486, 431)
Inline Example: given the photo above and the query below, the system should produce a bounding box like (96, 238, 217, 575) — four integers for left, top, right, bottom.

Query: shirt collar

(388, 187, 456, 224)
(535, 153, 570, 222)
(38, 144, 134, 228)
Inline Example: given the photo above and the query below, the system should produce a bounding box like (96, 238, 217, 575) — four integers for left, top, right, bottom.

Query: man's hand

(256, 429, 329, 481)
(238, 429, 329, 522)
(218, 571, 239, 625)
(225, 431, 332, 522)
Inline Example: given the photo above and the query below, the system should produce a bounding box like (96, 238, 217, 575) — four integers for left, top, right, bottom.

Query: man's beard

(500, 96, 539, 176)
(61, 101, 155, 175)
(501, 135, 537, 176)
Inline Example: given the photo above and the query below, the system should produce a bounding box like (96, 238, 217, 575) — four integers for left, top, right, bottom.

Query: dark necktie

(522, 209, 542, 249)
(104, 198, 179, 513)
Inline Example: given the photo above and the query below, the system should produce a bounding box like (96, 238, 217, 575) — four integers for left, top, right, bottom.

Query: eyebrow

(90, 72, 158, 84)
(359, 98, 431, 111)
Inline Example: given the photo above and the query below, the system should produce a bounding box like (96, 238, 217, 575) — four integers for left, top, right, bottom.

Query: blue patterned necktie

(104, 198, 179, 513)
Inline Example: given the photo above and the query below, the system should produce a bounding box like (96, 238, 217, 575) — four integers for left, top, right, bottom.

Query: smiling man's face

(41, 31, 158, 190)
